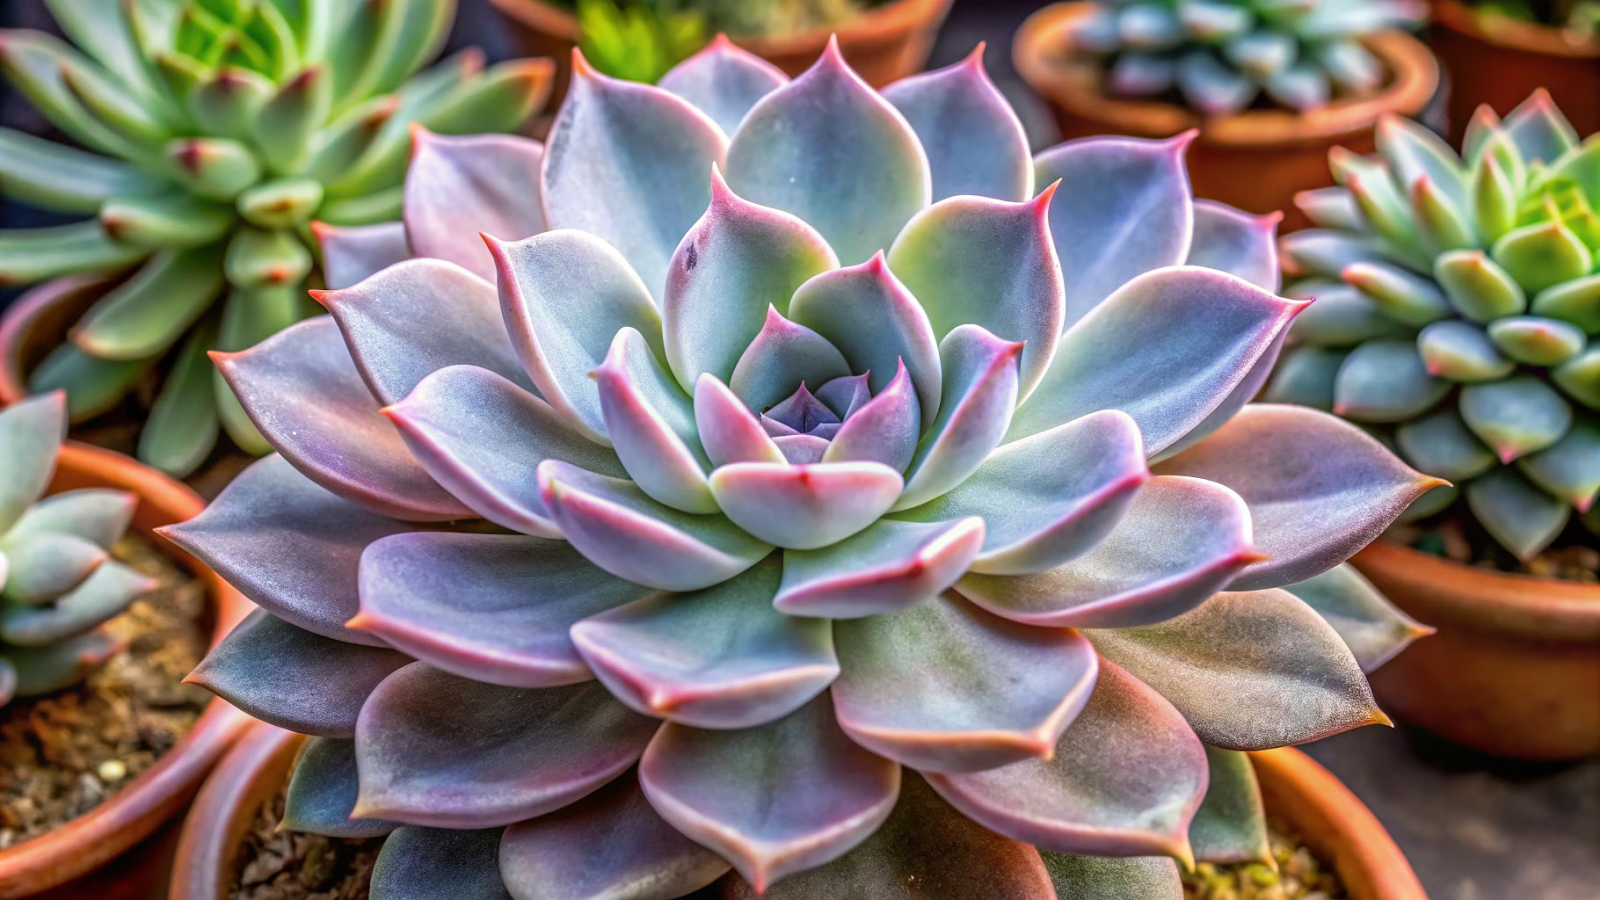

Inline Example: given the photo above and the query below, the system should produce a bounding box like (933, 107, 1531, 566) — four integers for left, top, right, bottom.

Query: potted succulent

(0, 0, 552, 478)
(1273, 93, 1600, 760)
(1013, 0, 1439, 224)
(1430, 0, 1599, 141)
(0, 393, 253, 898)
(155, 38, 1432, 898)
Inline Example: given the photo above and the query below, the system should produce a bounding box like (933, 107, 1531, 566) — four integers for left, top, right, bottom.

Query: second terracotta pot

(1014, 2, 1439, 227)
(1354, 539, 1600, 761)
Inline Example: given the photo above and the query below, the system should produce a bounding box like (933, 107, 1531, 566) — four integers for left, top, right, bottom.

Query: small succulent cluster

(165, 40, 1435, 899)
(1276, 92, 1600, 560)
(0, 0, 551, 476)
(1074, 0, 1426, 116)
(1469, 0, 1599, 37)
(0, 393, 152, 709)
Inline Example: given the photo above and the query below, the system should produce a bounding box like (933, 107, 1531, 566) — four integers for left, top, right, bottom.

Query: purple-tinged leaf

(925, 660, 1205, 862)
(405, 129, 546, 281)
(1086, 589, 1383, 750)
(775, 518, 985, 618)
(385, 366, 627, 537)
(658, 34, 788, 136)
(1465, 468, 1571, 561)
(694, 375, 785, 466)
(538, 460, 771, 590)
(214, 318, 471, 522)
(1189, 745, 1270, 865)
(571, 557, 837, 729)
(728, 306, 852, 413)
(882, 45, 1033, 203)
(370, 826, 510, 900)
(1156, 325, 1291, 462)
(189, 611, 409, 738)
(1185, 199, 1282, 292)
(595, 329, 714, 513)
(500, 774, 731, 900)
(1155, 404, 1443, 590)
(313, 221, 411, 290)
(639, 695, 901, 893)
(833, 591, 1098, 773)
(354, 664, 657, 828)
(724, 38, 931, 266)
(708, 461, 904, 550)
(815, 374, 872, 419)
(1283, 564, 1431, 673)
(818, 364, 919, 472)
(0, 393, 65, 534)
(283, 738, 398, 839)
(1040, 853, 1181, 899)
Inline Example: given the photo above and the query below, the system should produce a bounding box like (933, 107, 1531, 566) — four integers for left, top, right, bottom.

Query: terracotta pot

(0, 276, 114, 411)
(485, 0, 954, 107)
(1013, 2, 1440, 227)
(172, 726, 1420, 900)
(1353, 539, 1600, 761)
(0, 442, 254, 899)
(1430, 0, 1600, 142)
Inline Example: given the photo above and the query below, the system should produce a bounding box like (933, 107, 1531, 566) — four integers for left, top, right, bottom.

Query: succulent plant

(1074, 0, 1426, 116)
(1275, 92, 1600, 561)
(0, 393, 152, 709)
(162, 40, 1436, 899)
(0, 0, 552, 477)
(1470, 0, 1600, 36)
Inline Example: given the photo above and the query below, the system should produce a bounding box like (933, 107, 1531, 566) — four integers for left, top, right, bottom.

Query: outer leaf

(1459, 376, 1573, 463)
(1465, 468, 1571, 560)
(595, 329, 715, 513)
(775, 517, 985, 618)
(1520, 419, 1600, 512)
(1039, 854, 1181, 900)
(405, 129, 547, 281)
(1332, 340, 1449, 423)
(6, 488, 135, 550)
(1283, 564, 1431, 672)
(0, 393, 65, 534)
(369, 827, 510, 900)
(313, 221, 411, 290)
(657, 34, 787, 136)
(1189, 745, 1271, 865)
(73, 248, 224, 362)
(283, 738, 398, 839)
(1185, 199, 1282, 292)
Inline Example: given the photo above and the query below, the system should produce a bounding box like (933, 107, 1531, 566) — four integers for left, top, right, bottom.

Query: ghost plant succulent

(0, 393, 152, 709)
(0, 0, 551, 476)
(1074, 0, 1425, 116)
(162, 39, 1436, 899)
(1275, 92, 1600, 561)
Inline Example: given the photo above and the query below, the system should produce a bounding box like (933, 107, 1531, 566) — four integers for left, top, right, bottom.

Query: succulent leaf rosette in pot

(0, 0, 552, 477)
(1276, 92, 1600, 562)
(161, 39, 1437, 898)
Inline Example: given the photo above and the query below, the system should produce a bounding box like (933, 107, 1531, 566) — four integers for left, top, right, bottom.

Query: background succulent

(1073, 0, 1426, 116)
(0, 393, 152, 709)
(1468, 0, 1599, 36)
(0, 0, 552, 476)
(163, 40, 1434, 899)
(1275, 93, 1600, 561)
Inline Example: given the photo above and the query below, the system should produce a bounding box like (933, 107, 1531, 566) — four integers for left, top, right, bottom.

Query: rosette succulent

(1074, 0, 1425, 116)
(162, 40, 1437, 899)
(0, 0, 552, 476)
(0, 393, 152, 709)
(1275, 92, 1600, 560)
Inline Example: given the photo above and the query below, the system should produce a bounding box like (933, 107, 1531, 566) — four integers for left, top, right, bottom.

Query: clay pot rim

(485, 0, 955, 58)
(0, 275, 110, 409)
(1013, 1, 1439, 148)
(172, 726, 1419, 900)
(1432, 0, 1600, 59)
(0, 440, 254, 899)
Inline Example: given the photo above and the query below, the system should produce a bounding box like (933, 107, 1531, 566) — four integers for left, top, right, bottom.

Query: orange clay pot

(0, 442, 254, 899)
(170, 726, 1422, 900)
(1013, 2, 1440, 228)
(1353, 540, 1600, 761)
(1430, 0, 1600, 142)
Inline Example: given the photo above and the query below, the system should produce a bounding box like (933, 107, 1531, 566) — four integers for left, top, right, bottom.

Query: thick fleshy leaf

(6, 629, 120, 698)
(314, 221, 411, 290)
(638, 696, 901, 893)
(385, 366, 627, 537)
(489, 229, 663, 445)
(355, 532, 651, 688)
(571, 557, 837, 729)
(1156, 405, 1442, 590)
(1189, 745, 1271, 865)
(0, 559, 150, 644)
(405, 130, 546, 281)
(724, 39, 930, 266)
(500, 774, 731, 900)
(215, 318, 471, 521)
(925, 660, 1205, 862)
(693, 375, 785, 466)
(1465, 468, 1571, 560)
(1488, 316, 1586, 367)
(888, 189, 1064, 402)
(1459, 376, 1573, 463)
(370, 826, 510, 900)
(1520, 419, 1600, 512)
(897, 409, 1147, 575)
(959, 476, 1255, 629)
(283, 738, 398, 839)
(658, 34, 788, 136)
(595, 329, 714, 513)
(775, 518, 985, 618)
(6, 488, 134, 550)
(538, 460, 771, 590)
(1279, 230, 1389, 280)
(1284, 563, 1431, 672)
(1396, 408, 1496, 483)
(1034, 132, 1195, 325)
(1185, 199, 1282, 292)
(728, 306, 852, 413)
(1007, 268, 1304, 455)
(822, 361, 922, 471)
(832, 591, 1098, 772)
(1039, 853, 1181, 900)
(0, 534, 106, 607)
(354, 664, 657, 828)
(189, 611, 410, 738)
(708, 462, 904, 550)
(1418, 320, 1515, 382)
(1086, 589, 1383, 749)
(1286, 283, 1405, 347)
(541, 51, 727, 300)
(1333, 340, 1449, 423)
(881, 46, 1032, 202)
(0, 393, 65, 533)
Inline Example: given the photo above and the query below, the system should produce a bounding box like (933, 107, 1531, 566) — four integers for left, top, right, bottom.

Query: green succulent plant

(1074, 0, 1426, 116)
(0, 393, 153, 709)
(1275, 92, 1600, 560)
(0, 0, 552, 477)
(1471, 0, 1600, 36)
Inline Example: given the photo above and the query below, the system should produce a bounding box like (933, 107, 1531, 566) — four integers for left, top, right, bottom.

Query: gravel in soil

(0, 534, 210, 848)
(1183, 820, 1346, 900)
(231, 787, 380, 900)
(1392, 514, 1600, 583)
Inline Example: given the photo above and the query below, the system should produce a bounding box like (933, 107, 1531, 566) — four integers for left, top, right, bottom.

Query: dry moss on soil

(1184, 820, 1346, 900)
(1394, 515, 1600, 583)
(231, 785, 380, 900)
(0, 533, 210, 848)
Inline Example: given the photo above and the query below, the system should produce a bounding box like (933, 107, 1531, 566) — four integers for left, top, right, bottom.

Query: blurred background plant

(1469, 0, 1599, 35)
